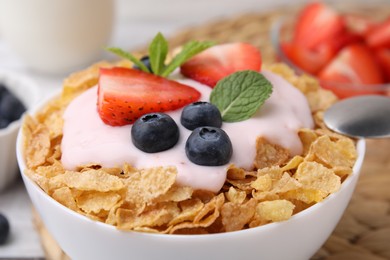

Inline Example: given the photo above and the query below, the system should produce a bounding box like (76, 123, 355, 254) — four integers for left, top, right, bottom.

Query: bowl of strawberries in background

(271, 1, 390, 99)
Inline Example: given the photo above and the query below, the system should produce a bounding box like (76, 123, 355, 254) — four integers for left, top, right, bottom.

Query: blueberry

(0, 91, 26, 122)
(0, 117, 10, 129)
(0, 213, 10, 245)
(180, 102, 222, 130)
(133, 55, 153, 73)
(0, 84, 7, 98)
(131, 113, 179, 153)
(185, 126, 232, 166)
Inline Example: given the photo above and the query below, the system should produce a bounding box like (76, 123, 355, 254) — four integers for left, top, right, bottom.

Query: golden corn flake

(52, 169, 125, 192)
(169, 198, 204, 226)
(221, 199, 257, 232)
(52, 187, 78, 212)
(192, 190, 215, 203)
(252, 190, 279, 201)
(256, 200, 295, 222)
(225, 187, 247, 204)
(272, 172, 302, 193)
(122, 163, 138, 176)
(35, 160, 65, 178)
(227, 165, 256, 180)
(23, 117, 51, 169)
(227, 165, 247, 180)
(332, 166, 353, 178)
(169, 222, 204, 235)
(254, 137, 290, 169)
(25, 169, 50, 193)
(251, 174, 272, 191)
(194, 193, 224, 224)
(298, 128, 318, 156)
(227, 178, 254, 192)
(281, 189, 326, 204)
(311, 135, 357, 168)
(76, 191, 122, 214)
(117, 202, 179, 230)
(125, 166, 176, 205)
(154, 186, 193, 203)
(35, 98, 64, 139)
(105, 202, 122, 226)
(46, 142, 62, 164)
(295, 161, 341, 195)
(257, 166, 283, 180)
(281, 155, 304, 172)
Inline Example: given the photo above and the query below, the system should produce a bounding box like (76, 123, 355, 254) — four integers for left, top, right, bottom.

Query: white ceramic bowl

(16, 92, 365, 260)
(0, 70, 40, 191)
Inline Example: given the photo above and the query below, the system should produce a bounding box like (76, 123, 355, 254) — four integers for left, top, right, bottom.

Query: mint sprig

(106, 33, 215, 77)
(210, 71, 273, 122)
(161, 40, 215, 77)
(149, 32, 168, 75)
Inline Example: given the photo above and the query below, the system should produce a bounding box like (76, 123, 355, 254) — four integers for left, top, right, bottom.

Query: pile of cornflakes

(22, 62, 357, 234)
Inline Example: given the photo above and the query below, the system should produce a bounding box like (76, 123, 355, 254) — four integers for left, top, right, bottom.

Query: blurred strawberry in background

(280, 2, 390, 98)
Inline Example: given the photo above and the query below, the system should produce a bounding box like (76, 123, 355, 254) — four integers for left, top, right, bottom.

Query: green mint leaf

(210, 71, 273, 122)
(149, 32, 168, 75)
(106, 47, 150, 73)
(161, 40, 215, 77)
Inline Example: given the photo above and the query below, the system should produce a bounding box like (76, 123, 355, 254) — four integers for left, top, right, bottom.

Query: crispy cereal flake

(310, 135, 357, 168)
(295, 161, 341, 195)
(76, 191, 122, 214)
(23, 117, 51, 169)
(226, 187, 247, 204)
(251, 174, 272, 191)
(169, 198, 204, 226)
(221, 199, 257, 232)
(52, 169, 125, 192)
(254, 137, 290, 169)
(52, 187, 78, 211)
(125, 166, 177, 206)
(256, 200, 295, 222)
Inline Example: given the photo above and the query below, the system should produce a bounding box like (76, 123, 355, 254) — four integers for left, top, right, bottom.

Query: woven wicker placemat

(34, 6, 390, 260)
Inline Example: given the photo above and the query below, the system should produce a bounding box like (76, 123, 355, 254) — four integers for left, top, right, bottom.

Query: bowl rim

(0, 69, 41, 137)
(270, 17, 390, 90)
(16, 89, 366, 238)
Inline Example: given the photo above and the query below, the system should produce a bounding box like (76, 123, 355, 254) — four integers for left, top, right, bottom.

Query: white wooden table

(0, 0, 372, 258)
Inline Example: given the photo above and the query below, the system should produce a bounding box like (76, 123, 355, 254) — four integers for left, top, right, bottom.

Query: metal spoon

(323, 95, 390, 139)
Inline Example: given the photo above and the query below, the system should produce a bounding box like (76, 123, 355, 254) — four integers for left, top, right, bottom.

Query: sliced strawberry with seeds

(98, 67, 201, 126)
(293, 2, 345, 50)
(180, 43, 262, 87)
(318, 43, 385, 98)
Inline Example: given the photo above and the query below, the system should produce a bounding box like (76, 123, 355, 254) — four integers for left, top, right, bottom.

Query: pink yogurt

(61, 71, 313, 192)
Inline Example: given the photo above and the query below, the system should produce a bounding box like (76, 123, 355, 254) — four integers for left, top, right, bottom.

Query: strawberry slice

(366, 18, 390, 49)
(375, 48, 390, 81)
(293, 2, 345, 50)
(318, 43, 385, 98)
(281, 42, 334, 75)
(180, 43, 262, 87)
(98, 67, 201, 126)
